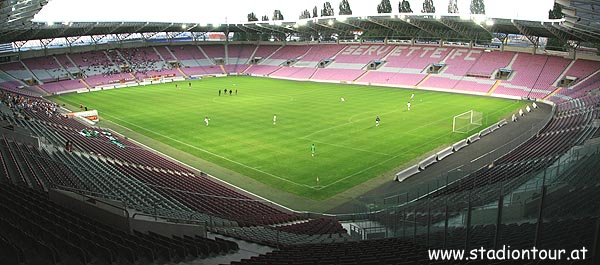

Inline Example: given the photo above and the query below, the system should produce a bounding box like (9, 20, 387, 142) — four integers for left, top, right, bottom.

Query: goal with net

(453, 110, 483, 133)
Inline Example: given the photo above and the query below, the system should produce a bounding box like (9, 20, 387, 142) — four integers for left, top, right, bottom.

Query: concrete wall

(0, 124, 40, 148)
(49, 189, 207, 237)
(130, 217, 206, 238)
(48, 189, 130, 232)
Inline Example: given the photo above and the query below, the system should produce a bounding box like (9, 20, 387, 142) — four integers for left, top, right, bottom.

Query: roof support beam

(439, 18, 476, 40)
(404, 19, 444, 39)
(543, 23, 573, 42)
(512, 21, 539, 46)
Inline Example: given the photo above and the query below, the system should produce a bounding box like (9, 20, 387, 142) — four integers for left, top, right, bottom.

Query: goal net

(453, 110, 483, 133)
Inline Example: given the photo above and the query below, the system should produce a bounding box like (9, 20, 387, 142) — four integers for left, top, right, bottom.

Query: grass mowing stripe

(100, 112, 318, 190)
(52, 76, 527, 200)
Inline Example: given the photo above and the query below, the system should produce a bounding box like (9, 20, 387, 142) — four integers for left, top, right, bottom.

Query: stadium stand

(443, 48, 483, 76)
(4, 44, 598, 101)
(468, 50, 514, 76)
(21, 56, 70, 82)
(384, 45, 453, 70)
(227, 44, 256, 65)
(0, 183, 238, 264)
(272, 218, 346, 236)
(2, 41, 600, 264)
(357, 71, 427, 87)
(270, 67, 317, 79)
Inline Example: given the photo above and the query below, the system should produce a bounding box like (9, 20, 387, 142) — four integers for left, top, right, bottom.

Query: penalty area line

(101, 113, 318, 190)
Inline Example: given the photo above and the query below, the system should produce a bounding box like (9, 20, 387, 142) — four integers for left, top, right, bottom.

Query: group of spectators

(117, 48, 171, 76)
(0, 90, 60, 118)
(74, 52, 119, 76)
(72, 48, 172, 80)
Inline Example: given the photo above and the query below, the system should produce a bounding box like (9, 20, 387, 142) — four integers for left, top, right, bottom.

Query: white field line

(313, 100, 523, 189)
(101, 113, 318, 190)
(102, 96, 521, 191)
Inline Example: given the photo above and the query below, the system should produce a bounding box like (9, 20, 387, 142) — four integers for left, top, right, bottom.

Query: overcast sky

(34, 0, 556, 24)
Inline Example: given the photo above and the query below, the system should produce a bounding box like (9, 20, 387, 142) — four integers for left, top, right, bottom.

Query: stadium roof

(556, 0, 600, 42)
(0, 0, 49, 40)
(0, 0, 599, 45)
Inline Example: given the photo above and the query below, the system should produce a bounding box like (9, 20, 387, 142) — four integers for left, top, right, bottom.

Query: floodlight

(472, 15, 486, 24)
(47, 21, 54, 26)
(485, 19, 494, 26)
(182, 24, 187, 29)
(328, 19, 334, 26)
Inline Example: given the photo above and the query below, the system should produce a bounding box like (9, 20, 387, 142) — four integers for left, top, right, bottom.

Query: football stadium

(0, 0, 599, 264)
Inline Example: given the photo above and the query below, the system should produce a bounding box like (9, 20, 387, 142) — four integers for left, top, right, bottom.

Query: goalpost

(453, 110, 483, 133)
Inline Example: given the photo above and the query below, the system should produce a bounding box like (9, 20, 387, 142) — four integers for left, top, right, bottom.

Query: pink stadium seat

(245, 65, 281, 76)
(453, 79, 493, 93)
(168, 45, 206, 60)
(228, 44, 255, 61)
(299, 45, 344, 62)
(267, 45, 311, 60)
(565, 59, 600, 79)
(155, 46, 176, 61)
(468, 51, 514, 75)
(252, 45, 281, 58)
(311, 68, 365, 81)
(0, 62, 26, 71)
(532, 56, 570, 91)
(443, 48, 483, 76)
(358, 71, 426, 87)
(201, 44, 226, 59)
(271, 67, 317, 79)
(334, 44, 393, 64)
(385, 45, 452, 70)
(420, 76, 459, 89)
(181, 65, 223, 76)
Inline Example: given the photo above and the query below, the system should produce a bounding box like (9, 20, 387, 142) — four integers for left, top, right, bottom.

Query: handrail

(52, 184, 129, 217)
(130, 212, 207, 226)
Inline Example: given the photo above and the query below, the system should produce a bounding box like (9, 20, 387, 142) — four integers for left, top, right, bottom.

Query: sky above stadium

(34, 0, 556, 25)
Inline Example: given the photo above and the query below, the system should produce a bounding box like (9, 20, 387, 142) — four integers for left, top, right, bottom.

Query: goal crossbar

(453, 110, 483, 134)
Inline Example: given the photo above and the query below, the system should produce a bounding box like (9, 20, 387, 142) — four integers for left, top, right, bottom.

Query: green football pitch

(52, 76, 526, 200)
